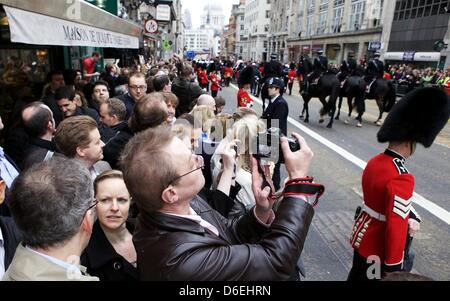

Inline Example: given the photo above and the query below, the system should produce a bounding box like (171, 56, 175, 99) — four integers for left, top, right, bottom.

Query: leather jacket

(133, 194, 314, 280)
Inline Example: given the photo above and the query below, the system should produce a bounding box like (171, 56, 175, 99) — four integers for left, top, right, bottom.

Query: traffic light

(434, 40, 448, 51)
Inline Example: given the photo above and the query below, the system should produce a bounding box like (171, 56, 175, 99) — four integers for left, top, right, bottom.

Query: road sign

(145, 19, 158, 34)
(186, 51, 195, 59)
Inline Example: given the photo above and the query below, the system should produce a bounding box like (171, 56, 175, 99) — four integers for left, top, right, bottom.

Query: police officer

(365, 51, 384, 83)
(339, 52, 357, 81)
(261, 77, 288, 191)
(309, 49, 328, 84)
(348, 87, 450, 281)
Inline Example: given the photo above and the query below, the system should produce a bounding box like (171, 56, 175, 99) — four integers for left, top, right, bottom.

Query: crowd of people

(0, 50, 448, 282)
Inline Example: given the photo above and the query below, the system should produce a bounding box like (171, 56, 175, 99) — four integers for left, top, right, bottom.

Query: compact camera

(255, 128, 300, 163)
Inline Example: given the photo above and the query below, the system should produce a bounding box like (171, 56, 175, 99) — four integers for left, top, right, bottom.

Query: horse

(335, 68, 366, 127)
(364, 78, 397, 126)
(300, 70, 341, 128)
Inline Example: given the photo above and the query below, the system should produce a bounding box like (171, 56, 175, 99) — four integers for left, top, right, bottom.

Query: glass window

(317, 11, 327, 34)
(406, 0, 413, 9)
(332, 5, 344, 32)
(349, 0, 366, 31)
(306, 14, 314, 36)
(431, 3, 440, 14)
(417, 6, 424, 17)
(404, 9, 411, 19)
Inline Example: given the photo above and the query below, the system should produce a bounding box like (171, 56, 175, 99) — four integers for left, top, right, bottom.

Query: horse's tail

(383, 81, 397, 112)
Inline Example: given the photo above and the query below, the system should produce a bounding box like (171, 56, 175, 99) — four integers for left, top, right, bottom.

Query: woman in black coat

(81, 170, 138, 281)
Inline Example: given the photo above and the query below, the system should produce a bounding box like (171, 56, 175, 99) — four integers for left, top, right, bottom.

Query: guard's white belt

(363, 204, 386, 222)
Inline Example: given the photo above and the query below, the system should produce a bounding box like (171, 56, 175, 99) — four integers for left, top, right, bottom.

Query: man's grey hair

(9, 156, 94, 249)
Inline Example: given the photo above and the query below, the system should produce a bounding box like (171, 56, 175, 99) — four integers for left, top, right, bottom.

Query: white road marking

(230, 84, 450, 225)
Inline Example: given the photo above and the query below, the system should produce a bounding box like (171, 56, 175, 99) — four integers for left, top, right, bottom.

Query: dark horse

(363, 78, 397, 126)
(335, 67, 366, 127)
(300, 70, 341, 128)
(336, 69, 397, 127)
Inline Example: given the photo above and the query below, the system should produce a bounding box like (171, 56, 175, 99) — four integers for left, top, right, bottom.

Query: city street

(217, 83, 450, 281)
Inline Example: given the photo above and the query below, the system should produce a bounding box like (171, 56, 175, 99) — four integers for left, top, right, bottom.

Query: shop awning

(4, 5, 140, 49)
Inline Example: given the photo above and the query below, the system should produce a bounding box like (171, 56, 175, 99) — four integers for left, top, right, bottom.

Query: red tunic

(288, 70, 296, 83)
(350, 149, 414, 271)
(210, 73, 220, 92)
(224, 67, 233, 78)
(198, 70, 209, 85)
(237, 88, 253, 107)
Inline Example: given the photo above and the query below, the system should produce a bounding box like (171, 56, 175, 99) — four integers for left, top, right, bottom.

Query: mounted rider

(261, 53, 283, 111)
(308, 49, 328, 85)
(365, 51, 385, 92)
(338, 51, 358, 82)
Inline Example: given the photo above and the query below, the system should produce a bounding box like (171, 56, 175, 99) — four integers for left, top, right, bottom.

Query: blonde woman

(211, 114, 268, 218)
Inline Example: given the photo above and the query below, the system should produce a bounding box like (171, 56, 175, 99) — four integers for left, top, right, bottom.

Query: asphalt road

(216, 83, 450, 281)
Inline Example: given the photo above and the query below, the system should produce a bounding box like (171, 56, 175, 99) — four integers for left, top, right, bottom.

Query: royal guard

(223, 62, 233, 87)
(348, 87, 450, 281)
(287, 63, 297, 95)
(209, 64, 221, 98)
(237, 66, 254, 108)
(198, 65, 209, 92)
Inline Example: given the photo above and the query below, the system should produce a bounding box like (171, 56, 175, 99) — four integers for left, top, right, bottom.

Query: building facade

(286, 0, 392, 65)
(234, 0, 246, 59)
(267, 0, 292, 63)
(200, 3, 225, 35)
(184, 28, 215, 55)
(242, 0, 271, 62)
(382, 0, 450, 69)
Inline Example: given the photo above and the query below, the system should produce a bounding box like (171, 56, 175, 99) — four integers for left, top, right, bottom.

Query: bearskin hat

(377, 87, 450, 147)
(237, 66, 254, 87)
(208, 63, 216, 73)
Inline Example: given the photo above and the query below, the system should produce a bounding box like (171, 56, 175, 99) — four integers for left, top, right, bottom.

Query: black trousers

(272, 162, 281, 192)
(347, 251, 380, 281)
(288, 82, 294, 95)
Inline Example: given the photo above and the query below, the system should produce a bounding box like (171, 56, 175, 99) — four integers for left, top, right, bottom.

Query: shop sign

(156, 5, 171, 22)
(403, 50, 416, 61)
(4, 6, 139, 49)
(368, 41, 381, 51)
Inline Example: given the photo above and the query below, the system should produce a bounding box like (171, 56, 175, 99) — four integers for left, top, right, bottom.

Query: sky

(181, 0, 240, 30)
